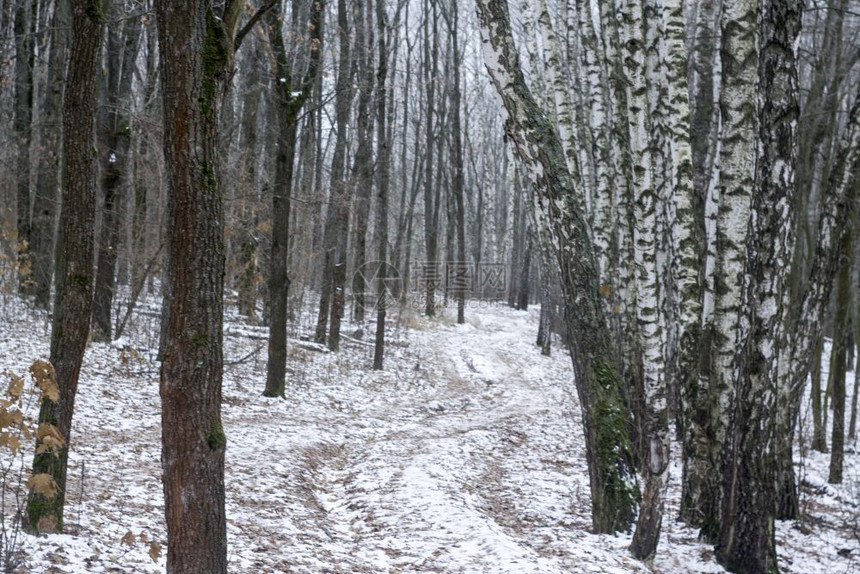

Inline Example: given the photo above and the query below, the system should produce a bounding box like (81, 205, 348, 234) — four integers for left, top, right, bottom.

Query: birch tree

(475, 0, 638, 533)
(696, 0, 757, 542)
(679, 0, 720, 529)
(717, 0, 800, 571)
(618, 0, 667, 558)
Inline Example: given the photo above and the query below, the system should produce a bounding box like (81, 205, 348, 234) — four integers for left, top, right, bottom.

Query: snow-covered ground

(0, 295, 857, 573)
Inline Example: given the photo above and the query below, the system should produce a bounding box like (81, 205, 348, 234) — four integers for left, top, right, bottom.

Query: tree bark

(29, 0, 71, 309)
(475, 0, 638, 533)
(235, 41, 263, 322)
(27, 0, 104, 534)
(265, 1, 325, 397)
(811, 336, 827, 451)
(516, 228, 531, 311)
(449, 0, 466, 324)
(620, 0, 669, 558)
(316, 0, 354, 347)
(774, 75, 860, 521)
(350, 0, 376, 325)
(154, 0, 279, 569)
(373, 0, 389, 370)
(14, 0, 35, 292)
(695, 0, 757, 543)
(716, 0, 800, 571)
(92, 8, 141, 341)
(828, 223, 852, 484)
(422, 0, 440, 317)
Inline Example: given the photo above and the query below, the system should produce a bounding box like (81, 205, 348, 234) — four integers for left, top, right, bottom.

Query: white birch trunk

(619, 0, 668, 560)
(694, 0, 756, 544)
(717, 0, 800, 571)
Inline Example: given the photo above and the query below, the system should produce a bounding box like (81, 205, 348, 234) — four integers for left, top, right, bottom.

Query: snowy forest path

(0, 301, 678, 572)
(230, 306, 650, 573)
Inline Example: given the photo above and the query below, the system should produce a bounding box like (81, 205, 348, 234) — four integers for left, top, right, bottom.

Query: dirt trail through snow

(222, 308, 646, 573)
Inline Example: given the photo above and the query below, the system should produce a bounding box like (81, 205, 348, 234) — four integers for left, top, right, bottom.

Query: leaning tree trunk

(776, 82, 860, 516)
(27, 0, 104, 534)
(774, 0, 848, 519)
(475, 0, 638, 533)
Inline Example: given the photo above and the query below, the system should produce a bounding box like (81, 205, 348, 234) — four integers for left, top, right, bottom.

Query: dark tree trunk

(516, 227, 531, 311)
(850, 251, 860, 440)
(14, 0, 35, 291)
(92, 8, 141, 342)
(535, 232, 555, 357)
(850, 348, 860, 441)
(373, 0, 389, 371)
(154, 0, 280, 568)
(828, 224, 852, 484)
(776, 72, 860, 521)
(392, 2, 414, 303)
(29, 0, 71, 309)
(422, 0, 440, 317)
(509, 172, 522, 308)
(449, 0, 466, 324)
(27, 0, 104, 534)
(156, 2, 228, 568)
(316, 0, 354, 347)
(131, 19, 157, 296)
(236, 42, 263, 322)
(775, 1, 860, 522)
(350, 0, 376, 325)
(677, 0, 712, 529)
(811, 336, 827, 451)
(265, 2, 325, 397)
